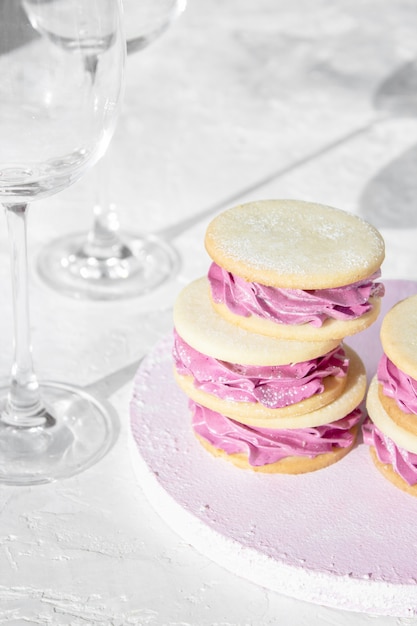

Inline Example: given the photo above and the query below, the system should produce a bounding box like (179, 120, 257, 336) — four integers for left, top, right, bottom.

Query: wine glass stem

(82, 54, 127, 260)
(83, 55, 121, 257)
(3, 203, 46, 427)
(83, 157, 130, 260)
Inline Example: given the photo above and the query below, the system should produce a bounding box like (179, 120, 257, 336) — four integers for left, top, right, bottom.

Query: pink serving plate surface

(130, 279, 417, 616)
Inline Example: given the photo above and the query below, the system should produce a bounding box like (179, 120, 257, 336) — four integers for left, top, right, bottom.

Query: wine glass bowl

(35, 0, 185, 300)
(0, 0, 125, 485)
(1, 0, 123, 200)
(23, 0, 118, 54)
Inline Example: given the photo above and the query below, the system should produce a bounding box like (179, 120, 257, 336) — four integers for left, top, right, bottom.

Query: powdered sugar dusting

(205, 200, 385, 288)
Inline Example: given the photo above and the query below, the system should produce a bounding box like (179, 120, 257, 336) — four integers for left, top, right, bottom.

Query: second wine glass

(36, 0, 186, 300)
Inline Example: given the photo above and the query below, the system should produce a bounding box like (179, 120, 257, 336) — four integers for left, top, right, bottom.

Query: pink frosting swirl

(173, 331, 348, 409)
(377, 354, 417, 414)
(192, 401, 362, 466)
(208, 262, 384, 328)
(362, 418, 417, 486)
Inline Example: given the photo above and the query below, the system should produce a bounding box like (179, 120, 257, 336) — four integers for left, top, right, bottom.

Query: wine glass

(0, 0, 125, 485)
(36, 0, 186, 300)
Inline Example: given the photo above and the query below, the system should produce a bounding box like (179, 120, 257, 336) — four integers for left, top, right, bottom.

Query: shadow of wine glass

(359, 59, 417, 228)
(83, 306, 173, 405)
(373, 59, 417, 119)
(359, 143, 417, 228)
(0, 0, 37, 53)
(84, 357, 144, 400)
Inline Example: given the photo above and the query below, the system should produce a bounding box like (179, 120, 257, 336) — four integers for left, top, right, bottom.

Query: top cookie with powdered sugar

(204, 199, 385, 290)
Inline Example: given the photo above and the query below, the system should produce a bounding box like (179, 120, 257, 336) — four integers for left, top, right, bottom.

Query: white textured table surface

(1, 0, 417, 624)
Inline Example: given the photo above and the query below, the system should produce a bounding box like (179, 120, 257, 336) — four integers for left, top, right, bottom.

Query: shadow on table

(373, 59, 417, 119)
(154, 122, 374, 242)
(83, 306, 174, 400)
(0, 0, 36, 54)
(358, 59, 417, 228)
(155, 58, 417, 241)
(359, 143, 417, 228)
(84, 358, 143, 400)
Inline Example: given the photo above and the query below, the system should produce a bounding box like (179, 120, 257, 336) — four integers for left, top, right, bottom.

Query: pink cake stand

(130, 279, 417, 617)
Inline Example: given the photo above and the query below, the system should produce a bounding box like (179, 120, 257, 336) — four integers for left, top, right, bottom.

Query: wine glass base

(0, 381, 119, 486)
(37, 231, 180, 300)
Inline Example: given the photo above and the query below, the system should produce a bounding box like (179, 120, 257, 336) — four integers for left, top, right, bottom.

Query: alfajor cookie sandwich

(205, 199, 385, 341)
(173, 278, 367, 474)
(364, 295, 417, 496)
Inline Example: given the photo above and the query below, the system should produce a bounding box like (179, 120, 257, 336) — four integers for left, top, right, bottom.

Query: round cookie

(175, 369, 346, 424)
(365, 297, 417, 495)
(195, 428, 359, 474)
(173, 277, 341, 365)
(366, 376, 417, 454)
(174, 345, 366, 429)
(368, 446, 417, 497)
(204, 199, 385, 289)
(210, 297, 381, 342)
(378, 385, 417, 437)
(380, 294, 417, 380)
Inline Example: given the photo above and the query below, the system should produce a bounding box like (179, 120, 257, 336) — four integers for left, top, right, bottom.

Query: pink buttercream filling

(192, 401, 362, 466)
(208, 262, 384, 328)
(377, 354, 417, 414)
(173, 331, 348, 409)
(362, 418, 417, 486)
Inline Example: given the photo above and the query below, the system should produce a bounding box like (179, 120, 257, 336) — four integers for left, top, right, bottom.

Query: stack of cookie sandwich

(364, 295, 417, 495)
(173, 199, 385, 473)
